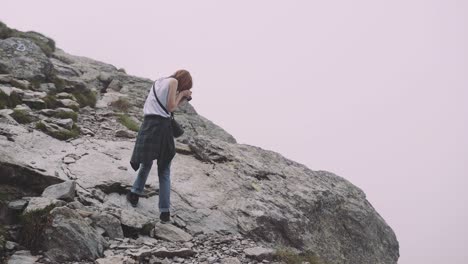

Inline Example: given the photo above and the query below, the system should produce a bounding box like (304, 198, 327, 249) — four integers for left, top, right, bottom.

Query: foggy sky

(2, 1, 467, 263)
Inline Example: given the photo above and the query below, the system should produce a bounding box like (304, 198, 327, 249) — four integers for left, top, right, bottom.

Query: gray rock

(8, 200, 28, 211)
(244, 247, 275, 261)
(22, 91, 46, 100)
(0, 85, 13, 96)
(56, 92, 75, 100)
(151, 223, 193, 242)
(39, 107, 75, 117)
(47, 118, 74, 130)
(59, 99, 80, 110)
(67, 201, 85, 210)
(5, 241, 19, 251)
(96, 91, 126, 109)
(6, 250, 39, 264)
(44, 206, 107, 262)
(152, 247, 196, 258)
(98, 72, 113, 83)
(0, 109, 14, 116)
(107, 79, 123, 92)
(22, 98, 46, 110)
(120, 209, 152, 230)
(81, 127, 95, 136)
(91, 213, 124, 239)
(35, 119, 75, 140)
(0, 75, 30, 89)
(23, 197, 65, 213)
(63, 156, 76, 164)
(14, 104, 31, 112)
(38, 83, 56, 93)
(0, 38, 52, 81)
(220, 257, 241, 264)
(41, 180, 76, 202)
(95, 255, 135, 264)
(115, 129, 136, 138)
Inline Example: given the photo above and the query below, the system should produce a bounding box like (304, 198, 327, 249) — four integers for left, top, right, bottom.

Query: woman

(128, 69, 193, 223)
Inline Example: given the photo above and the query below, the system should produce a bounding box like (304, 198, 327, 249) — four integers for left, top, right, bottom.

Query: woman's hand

(180, 90, 192, 99)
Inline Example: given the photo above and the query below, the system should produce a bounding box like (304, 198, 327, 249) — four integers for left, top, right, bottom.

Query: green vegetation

(141, 222, 155, 236)
(18, 204, 56, 254)
(10, 109, 33, 124)
(275, 248, 324, 264)
(117, 114, 139, 132)
(55, 111, 78, 122)
(0, 90, 22, 109)
(72, 90, 97, 108)
(36, 121, 81, 141)
(35, 120, 47, 131)
(42, 95, 61, 109)
(110, 97, 131, 112)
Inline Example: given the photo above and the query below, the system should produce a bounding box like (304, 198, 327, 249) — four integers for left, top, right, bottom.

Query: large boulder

(150, 223, 193, 242)
(23, 197, 65, 213)
(0, 38, 52, 82)
(41, 180, 76, 202)
(43, 206, 107, 262)
(90, 212, 124, 239)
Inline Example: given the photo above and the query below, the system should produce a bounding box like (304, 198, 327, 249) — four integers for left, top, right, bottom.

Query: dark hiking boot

(126, 191, 139, 207)
(160, 212, 170, 223)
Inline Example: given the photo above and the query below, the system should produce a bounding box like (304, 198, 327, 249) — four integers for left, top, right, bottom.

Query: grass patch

(141, 222, 155, 236)
(18, 204, 56, 254)
(275, 248, 324, 264)
(36, 121, 81, 141)
(110, 97, 131, 112)
(72, 90, 97, 108)
(117, 114, 139, 132)
(10, 109, 33, 124)
(54, 111, 78, 122)
(42, 95, 60, 109)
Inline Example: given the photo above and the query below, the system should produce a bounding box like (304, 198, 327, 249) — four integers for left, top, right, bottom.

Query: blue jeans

(131, 161, 171, 212)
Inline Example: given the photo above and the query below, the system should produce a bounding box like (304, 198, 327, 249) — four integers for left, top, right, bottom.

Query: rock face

(0, 38, 52, 81)
(0, 22, 399, 264)
(43, 206, 107, 262)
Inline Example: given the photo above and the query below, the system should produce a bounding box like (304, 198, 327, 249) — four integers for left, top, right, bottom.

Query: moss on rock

(274, 248, 324, 264)
(54, 110, 78, 122)
(72, 90, 97, 108)
(117, 114, 139, 132)
(42, 95, 61, 109)
(10, 109, 33, 124)
(0, 89, 22, 109)
(36, 121, 81, 141)
(18, 204, 56, 254)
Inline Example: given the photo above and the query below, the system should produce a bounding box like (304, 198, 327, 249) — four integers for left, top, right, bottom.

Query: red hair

(170, 69, 193, 91)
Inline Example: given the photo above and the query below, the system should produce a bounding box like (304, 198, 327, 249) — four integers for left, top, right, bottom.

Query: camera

(186, 96, 192, 102)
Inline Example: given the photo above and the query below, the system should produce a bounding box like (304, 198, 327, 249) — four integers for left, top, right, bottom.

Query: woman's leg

(131, 161, 153, 195)
(158, 161, 171, 213)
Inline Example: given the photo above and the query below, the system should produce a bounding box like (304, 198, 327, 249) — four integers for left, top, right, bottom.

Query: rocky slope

(0, 22, 399, 264)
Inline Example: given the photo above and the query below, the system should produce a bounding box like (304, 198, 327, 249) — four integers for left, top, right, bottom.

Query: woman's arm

(166, 78, 190, 112)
